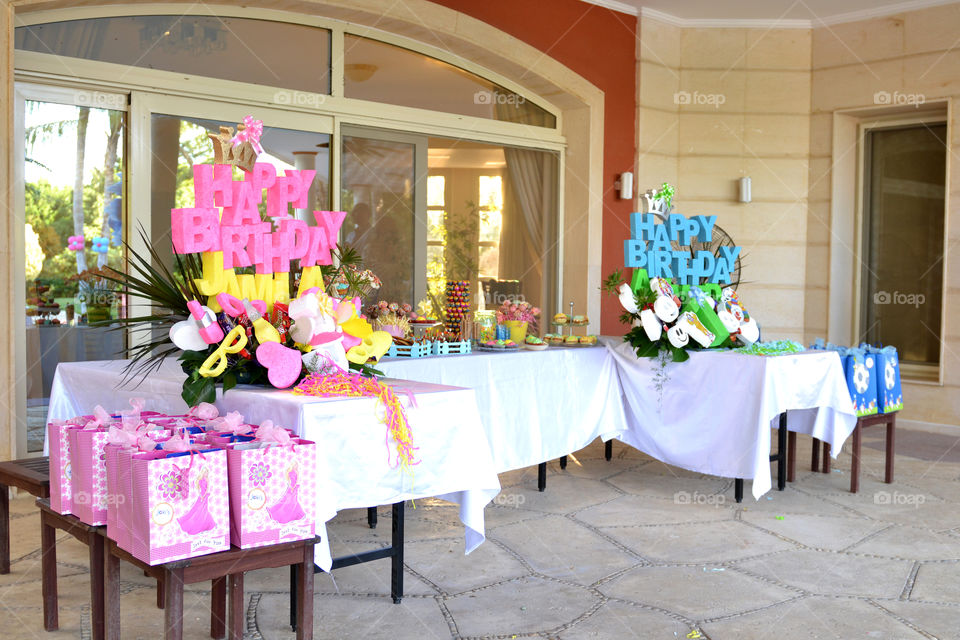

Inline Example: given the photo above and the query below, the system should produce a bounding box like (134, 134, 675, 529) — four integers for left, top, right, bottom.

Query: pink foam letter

(192, 164, 234, 208)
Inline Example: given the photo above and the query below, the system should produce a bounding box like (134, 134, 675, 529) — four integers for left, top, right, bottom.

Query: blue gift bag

(866, 345, 903, 414)
(843, 348, 879, 417)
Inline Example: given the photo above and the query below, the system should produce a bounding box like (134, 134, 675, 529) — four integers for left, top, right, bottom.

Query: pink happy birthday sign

(171, 163, 345, 275)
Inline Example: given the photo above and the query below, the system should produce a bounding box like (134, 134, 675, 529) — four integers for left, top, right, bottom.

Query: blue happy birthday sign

(623, 213, 741, 285)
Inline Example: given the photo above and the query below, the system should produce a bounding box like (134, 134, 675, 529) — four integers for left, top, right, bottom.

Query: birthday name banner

(623, 213, 740, 285)
(171, 163, 345, 312)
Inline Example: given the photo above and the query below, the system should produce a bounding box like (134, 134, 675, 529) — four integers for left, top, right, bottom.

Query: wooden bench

(107, 535, 318, 640)
(787, 412, 897, 493)
(36, 498, 106, 639)
(0, 456, 50, 574)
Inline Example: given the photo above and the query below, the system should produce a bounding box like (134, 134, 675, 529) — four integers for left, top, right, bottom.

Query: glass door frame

(13, 81, 129, 456)
(340, 124, 429, 305)
(855, 113, 949, 382)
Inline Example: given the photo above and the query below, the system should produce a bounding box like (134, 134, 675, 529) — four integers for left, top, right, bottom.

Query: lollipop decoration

(445, 280, 470, 339)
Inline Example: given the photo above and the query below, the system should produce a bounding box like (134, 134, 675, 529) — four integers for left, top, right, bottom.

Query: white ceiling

(587, 0, 960, 26)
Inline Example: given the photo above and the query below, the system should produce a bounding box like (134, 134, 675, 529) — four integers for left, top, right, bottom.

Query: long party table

(601, 337, 858, 500)
(377, 346, 628, 473)
(45, 359, 502, 572)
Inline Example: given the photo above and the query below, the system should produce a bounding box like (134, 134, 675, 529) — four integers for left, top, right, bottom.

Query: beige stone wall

(809, 5, 960, 424)
(638, 18, 812, 342)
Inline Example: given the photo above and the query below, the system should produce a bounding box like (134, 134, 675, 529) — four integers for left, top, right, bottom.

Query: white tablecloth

(46, 359, 501, 570)
(602, 338, 858, 500)
(377, 346, 627, 472)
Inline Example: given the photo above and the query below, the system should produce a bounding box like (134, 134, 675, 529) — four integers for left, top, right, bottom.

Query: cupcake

(564, 335, 579, 344)
(579, 335, 597, 345)
(553, 313, 568, 325)
(572, 315, 588, 326)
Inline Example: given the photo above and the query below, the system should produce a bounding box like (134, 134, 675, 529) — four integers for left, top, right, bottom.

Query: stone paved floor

(3, 422, 960, 639)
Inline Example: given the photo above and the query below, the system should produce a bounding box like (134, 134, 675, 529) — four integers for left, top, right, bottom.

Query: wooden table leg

(156, 574, 165, 609)
(811, 438, 820, 472)
(211, 576, 227, 639)
(89, 532, 105, 640)
(822, 442, 831, 473)
(787, 432, 797, 483)
(0, 482, 9, 574)
(885, 415, 896, 483)
(850, 423, 862, 494)
(105, 545, 120, 640)
(228, 573, 244, 640)
(164, 567, 185, 640)
(296, 544, 314, 640)
(40, 510, 58, 631)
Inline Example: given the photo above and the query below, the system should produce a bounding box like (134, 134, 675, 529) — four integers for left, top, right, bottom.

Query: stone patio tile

(702, 596, 928, 639)
(503, 475, 623, 515)
(552, 456, 646, 481)
(909, 561, 960, 603)
(848, 525, 960, 560)
(492, 514, 639, 585)
(738, 486, 858, 517)
(735, 549, 913, 597)
(403, 536, 528, 594)
(259, 592, 452, 640)
(443, 576, 599, 637)
(600, 564, 797, 620)
(600, 520, 795, 563)
(739, 511, 887, 550)
(575, 494, 732, 527)
(483, 503, 549, 530)
(560, 599, 692, 639)
(606, 468, 728, 500)
(877, 599, 960, 639)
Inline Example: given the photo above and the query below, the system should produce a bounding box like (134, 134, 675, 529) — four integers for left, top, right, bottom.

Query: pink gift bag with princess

(69, 424, 113, 526)
(129, 447, 230, 565)
(48, 419, 85, 514)
(227, 422, 316, 549)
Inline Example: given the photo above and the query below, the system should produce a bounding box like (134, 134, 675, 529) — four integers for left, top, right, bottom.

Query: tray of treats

(478, 339, 519, 351)
(543, 333, 598, 347)
(523, 335, 548, 351)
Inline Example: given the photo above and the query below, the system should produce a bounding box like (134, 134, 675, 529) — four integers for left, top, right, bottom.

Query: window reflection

(344, 34, 556, 127)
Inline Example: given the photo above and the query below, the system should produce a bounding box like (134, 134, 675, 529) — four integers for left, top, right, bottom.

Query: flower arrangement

(495, 300, 540, 326)
(98, 117, 392, 405)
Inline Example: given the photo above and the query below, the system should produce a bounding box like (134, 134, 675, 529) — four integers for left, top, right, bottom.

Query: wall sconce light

(616, 171, 634, 200)
(739, 176, 752, 203)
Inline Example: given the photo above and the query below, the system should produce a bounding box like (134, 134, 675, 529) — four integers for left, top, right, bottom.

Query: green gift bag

(680, 287, 729, 348)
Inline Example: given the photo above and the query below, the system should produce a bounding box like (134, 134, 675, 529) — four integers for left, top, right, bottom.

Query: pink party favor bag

(128, 449, 230, 565)
(48, 421, 80, 515)
(226, 439, 316, 549)
(69, 426, 111, 526)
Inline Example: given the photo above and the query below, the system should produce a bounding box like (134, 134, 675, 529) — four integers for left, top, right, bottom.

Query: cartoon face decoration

(666, 323, 689, 348)
(653, 295, 680, 323)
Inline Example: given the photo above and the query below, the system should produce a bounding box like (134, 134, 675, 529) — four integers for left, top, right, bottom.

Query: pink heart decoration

(255, 342, 303, 389)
